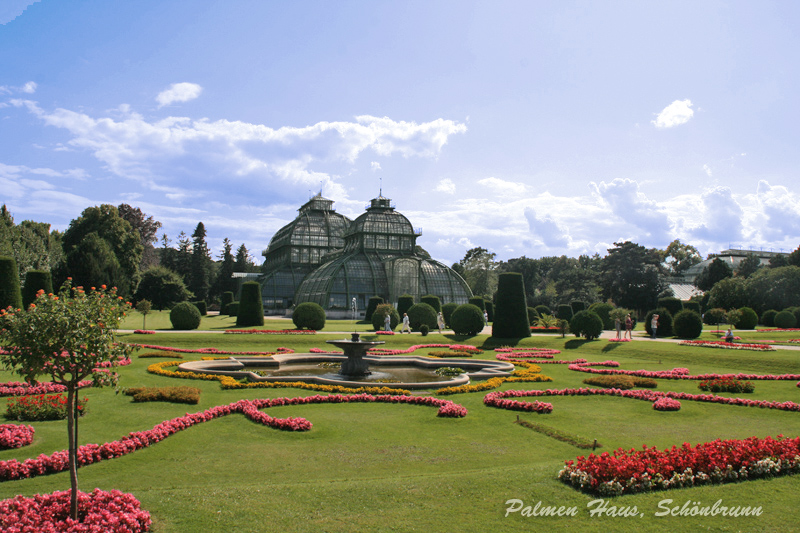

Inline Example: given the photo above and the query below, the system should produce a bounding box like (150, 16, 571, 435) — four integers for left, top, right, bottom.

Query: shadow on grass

(564, 339, 597, 350)
(601, 343, 622, 353)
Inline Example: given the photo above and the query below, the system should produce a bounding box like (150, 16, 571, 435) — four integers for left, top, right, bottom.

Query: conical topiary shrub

(492, 272, 531, 338)
(0, 256, 22, 311)
(22, 270, 53, 308)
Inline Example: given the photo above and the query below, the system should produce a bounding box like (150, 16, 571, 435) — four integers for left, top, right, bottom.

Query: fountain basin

(177, 352, 515, 390)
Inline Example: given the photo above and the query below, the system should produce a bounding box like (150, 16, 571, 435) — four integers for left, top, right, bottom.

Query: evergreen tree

(211, 238, 237, 302)
(235, 243, 259, 272)
(175, 231, 192, 284)
(189, 222, 211, 302)
(600, 241, 665, 313)
(117, 204, 162, 270)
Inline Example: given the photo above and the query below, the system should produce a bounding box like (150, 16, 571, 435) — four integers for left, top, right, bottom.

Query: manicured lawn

(2, 329, 799, 532)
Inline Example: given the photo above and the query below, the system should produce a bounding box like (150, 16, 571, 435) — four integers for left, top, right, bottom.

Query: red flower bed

(495, 347, 561, 360)
(0, 394, 466, 481)
(530, 326, 560, 332)
(559, 435, 800, 496)
(0, 380, 93, 398)
(0, 424, 34, 449)
(653, 398, 681, 411)
(133, 329, 155, 334)
(224, 329, 315, 334)
(568, 360, 800, 382)
(699, 378, 755, 393)
(0, 488, 151, 532)
(132, 344, 294, 356)
(375, 330, 395, 335)
(679, 340, 774, 351)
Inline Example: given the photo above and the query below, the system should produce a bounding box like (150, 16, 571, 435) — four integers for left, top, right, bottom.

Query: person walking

(624, 314, 633, 339)
(384, 313, 391, 332)
(483, 310, 489, 325)
(401, 312, 411, 334)
(615, 316, 622, 339)
(651, 314, 659, 339)
(437, 312, 445, 334)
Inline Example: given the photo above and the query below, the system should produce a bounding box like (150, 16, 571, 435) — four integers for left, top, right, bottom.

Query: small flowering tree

(0, 280, 132, 521)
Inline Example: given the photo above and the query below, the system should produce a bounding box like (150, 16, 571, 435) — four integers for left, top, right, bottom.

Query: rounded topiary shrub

(192, 300, 207, 316)
(170, 301, 202, 330)
(761, 309, 778, 327)
(535, 305, 551, 317)
(703, 307, 727, 325)
(658, 297, 683, 318)
(492, 272, 531, 339)
(22, 270, 53, 308)
(365, 296, 384, 322)
(774, 310, 797, 329)
(569, 310, 603, 340)
(468, 297, 486, 311)
(644, 308, 673, 337)
(0, 256, 22, 311)
(441, 302, 458, 327)
(527, 306, 539, 325)
(557, 304, 573, 322)
(683, 300, 701, 314)
(292, 302, 326, 330)
(787, 306, 800, 327)
(407, 302, 437, 331)
(588, 302, 614, 330)
(419, 324, 429, 336)
(221, 291, 235, 315)
(372, 303, 400, 331)
(450, 304, 485, 336)
(673, 309, 703, 339)
(236, 281, 264, 327)
(397, 294, 415, 317)
(421, 294, 441, 313)
(734, 307, 758, 330)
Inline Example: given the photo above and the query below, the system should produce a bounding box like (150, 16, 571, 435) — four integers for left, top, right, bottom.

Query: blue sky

(2, 0, 800, 266)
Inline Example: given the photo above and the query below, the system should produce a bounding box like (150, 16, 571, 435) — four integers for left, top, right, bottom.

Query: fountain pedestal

(326, 333, 385, 377)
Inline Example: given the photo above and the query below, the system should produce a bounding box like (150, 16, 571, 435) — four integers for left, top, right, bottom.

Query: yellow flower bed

(434, 361, 552, 395)
(146, 361, 411, 395)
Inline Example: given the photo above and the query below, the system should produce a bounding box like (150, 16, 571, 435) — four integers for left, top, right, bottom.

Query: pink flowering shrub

(133, 329, 156, 334)
(559, 435, 800, 496)
(0, 394, 466, 481)
(0, 380, 93, 398)
(653, 398, 681, 411)
(0, 488, 151, 532)
(0, 424, 34, 449)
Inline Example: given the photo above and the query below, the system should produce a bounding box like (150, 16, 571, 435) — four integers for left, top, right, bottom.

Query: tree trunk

(66, 383, 80, 520)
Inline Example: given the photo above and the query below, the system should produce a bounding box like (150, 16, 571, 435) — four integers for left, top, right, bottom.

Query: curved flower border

(0, 393, 466, 482)
(0, 424, 35, 449)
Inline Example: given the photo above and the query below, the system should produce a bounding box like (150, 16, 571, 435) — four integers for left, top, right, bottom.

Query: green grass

(2, 331, 800, 532)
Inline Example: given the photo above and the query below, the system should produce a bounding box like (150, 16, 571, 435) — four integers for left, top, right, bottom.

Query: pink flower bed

(0, 488, 151, 532)
(559, 435, 800, 496)
(494, 347, 561, 360)
(653, 397, 681, 411)
(0, 394, 466, 481)
(224, 329, 315, 334)
(567, 360, 800, 381)
(679, 340, 773, 351)
(367, 343, 479, 355)
(133, 344, 295, 356)
(0, 424, 34, 449)
(133, 329, 155, 334)
(607, 338, 631, 342)
(375, 330, 395, 335)
(0, 380, 93, 398)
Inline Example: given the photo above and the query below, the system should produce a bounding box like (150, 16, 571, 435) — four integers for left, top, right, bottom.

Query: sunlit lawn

(2, 326, 800, 532)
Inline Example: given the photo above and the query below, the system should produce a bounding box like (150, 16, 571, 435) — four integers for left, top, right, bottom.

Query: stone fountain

(326, 332, 384, 376)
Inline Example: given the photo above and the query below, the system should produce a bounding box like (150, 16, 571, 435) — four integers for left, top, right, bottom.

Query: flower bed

(224, 329, 315, 334)
(5, 393, 88, 421)
(133, 329, 155, 334)
(0, 424, 34, 449)
(678, 340, 774, 351)
(568, 360, 800, 382)
(0, 488, 151, 532)
(375, 330, 395, 335)
(653, 397, 681, 411)
(558, 435, 800, 496)
(0, 394, 466, 481)
(699, 378, 755, 393)
(132, 344, 294, 356)
(0, 380, 93, 398)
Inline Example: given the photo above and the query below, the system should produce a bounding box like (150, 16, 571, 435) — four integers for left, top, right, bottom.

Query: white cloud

(703, 164, 712, 177)
(652, 99, 694, 129)
(370, 161, 381, 171)
(590, 178, 671, 243)
(756, 180, 800, 240)
(435, 178, 456, 194)
(156, 82, 203, 108)
(21, 81, 37, 94)
(686, 187, 745, 243)
(0, 1, 41, 25)
(524, 206, 570, 248)
(477, 177, 527, 197)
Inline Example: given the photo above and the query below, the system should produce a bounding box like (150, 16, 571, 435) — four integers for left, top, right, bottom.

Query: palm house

(261, 193, 472, 317)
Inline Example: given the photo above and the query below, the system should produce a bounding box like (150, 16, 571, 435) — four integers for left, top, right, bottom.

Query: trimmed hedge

(170, 302, 201, 330)
(292, 302, 326, 330)
(485, 300, 494, 322)
(227, 301, 239, 316)
(397, 294, 415, 317)
(492, 272, 531, 338)
(365, 296, 384, 322)
(407, 302, 437, 331)
(658, 297, 683, 317)
(683, 300, 701, 314)
(191, 300, 207, 316)
(673, 309, 703, 339)
(450, 304, 485, 336)
(0, 256, 22, 310)
(569, 310, 603, 340)
(236, 281, 264, 327)
(534, 305, 551, 317)
(221, 291, 235, 315)
(703, 307, 727, 325)
(588, 302, 614, 330)
(421, 294, 441, 313)
(468, 297, 486, 311)
(372, 303, 400, 331)
(527, 306, 540, 325)
(774, 310, 797, 329)
(441, 302, 458, 327)
(734, 307, 758, 330)
(22, 270, 53, 308)
(570, 301, 585, 314)
(761, 309, 778, 327)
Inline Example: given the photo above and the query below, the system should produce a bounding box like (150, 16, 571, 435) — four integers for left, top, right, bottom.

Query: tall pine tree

(189, 223, 211, 302)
